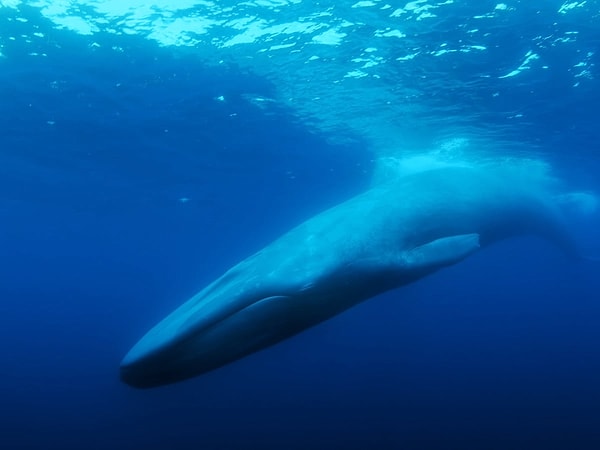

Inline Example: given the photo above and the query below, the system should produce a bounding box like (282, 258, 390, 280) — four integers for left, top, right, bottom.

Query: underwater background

(1, 1, 599, 449)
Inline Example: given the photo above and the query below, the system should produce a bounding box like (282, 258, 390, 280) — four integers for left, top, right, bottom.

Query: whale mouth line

(182, 294, 293, 343)
(120, 294, 292, 388)
(121, 295, 288, 367)
(179, 292, 290, 341)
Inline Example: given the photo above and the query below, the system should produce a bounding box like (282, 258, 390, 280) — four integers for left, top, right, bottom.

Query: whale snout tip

(119, 352, 151, 389)
(119, 331, 201, 388)
(119, 367, 154, 389)
(119, 362, 142, 388)
(119, 355, 171, 389)
(119, 342, 169, 389)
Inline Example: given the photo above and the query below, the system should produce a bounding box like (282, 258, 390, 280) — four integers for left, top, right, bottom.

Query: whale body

(120, 163, 581, 388)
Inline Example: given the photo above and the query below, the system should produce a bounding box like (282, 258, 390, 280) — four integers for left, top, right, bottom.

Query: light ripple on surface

(1, 0, 597, 157)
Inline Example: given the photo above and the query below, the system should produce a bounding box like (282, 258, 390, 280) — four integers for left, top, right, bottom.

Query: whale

(120, 162, 586, 388)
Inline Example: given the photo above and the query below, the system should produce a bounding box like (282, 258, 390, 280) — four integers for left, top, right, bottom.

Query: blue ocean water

(1, 1, 599, 449)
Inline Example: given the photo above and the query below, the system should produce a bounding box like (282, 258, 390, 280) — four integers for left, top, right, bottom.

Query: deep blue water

(1, 3, 600, 449)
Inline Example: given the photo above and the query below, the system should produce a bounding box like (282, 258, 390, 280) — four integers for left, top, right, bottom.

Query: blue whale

(120, 163, 583, 388)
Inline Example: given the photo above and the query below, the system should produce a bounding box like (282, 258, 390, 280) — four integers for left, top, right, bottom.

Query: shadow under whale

(120, 162, 587, 388)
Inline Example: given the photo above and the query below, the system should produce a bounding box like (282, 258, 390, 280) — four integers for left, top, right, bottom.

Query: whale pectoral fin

(405, 233, 480, 269)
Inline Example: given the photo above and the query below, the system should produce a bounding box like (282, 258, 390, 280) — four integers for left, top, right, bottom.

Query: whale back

(396, 166, 575, 250)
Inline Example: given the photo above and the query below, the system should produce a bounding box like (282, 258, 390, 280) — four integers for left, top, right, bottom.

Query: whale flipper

(405, 233, 480, 269)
